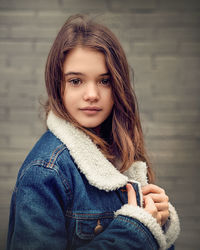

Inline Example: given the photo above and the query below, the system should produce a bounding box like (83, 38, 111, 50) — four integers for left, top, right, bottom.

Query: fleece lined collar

(47, 111, 148, 191)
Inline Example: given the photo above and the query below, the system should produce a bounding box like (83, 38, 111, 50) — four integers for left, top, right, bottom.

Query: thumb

(126, 183, 137, 206)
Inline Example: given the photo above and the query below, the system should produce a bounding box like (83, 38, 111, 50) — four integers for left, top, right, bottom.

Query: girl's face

(63, 47, 114, 129)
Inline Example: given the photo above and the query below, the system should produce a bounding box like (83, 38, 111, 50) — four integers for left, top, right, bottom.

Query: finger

(142, 184, 165, 195)
(155, 202, 169, 226)
(143, 195, 157, 218)
(159, 209, 170, 220)
(144, 196, 161, 225)
(143, 193, 168, 203)
(126, 184, 137, 206)
(160, 211, 170, 226)
(155, 201, 169, 211)
(157, 212, 162, 226)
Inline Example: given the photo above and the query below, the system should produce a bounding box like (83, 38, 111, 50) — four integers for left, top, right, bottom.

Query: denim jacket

(7, 111, 180, 250)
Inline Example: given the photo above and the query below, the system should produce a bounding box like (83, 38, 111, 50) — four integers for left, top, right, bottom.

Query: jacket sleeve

(7, 164, 70, 250)
(7, 164, 162, 250)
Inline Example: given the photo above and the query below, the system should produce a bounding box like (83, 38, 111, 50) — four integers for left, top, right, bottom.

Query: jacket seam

(46, 144, 67, 169)
(66, 215, 114, 220)
(65, 211, 114, 219)
(19, 160, 49, 180)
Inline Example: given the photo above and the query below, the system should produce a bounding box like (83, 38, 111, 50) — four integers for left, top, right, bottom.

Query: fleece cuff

(115, 204, 166, 249)
(164, 203, 180, 249)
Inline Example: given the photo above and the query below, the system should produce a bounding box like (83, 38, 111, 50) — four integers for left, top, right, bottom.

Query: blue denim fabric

(7, 130, 167, 250)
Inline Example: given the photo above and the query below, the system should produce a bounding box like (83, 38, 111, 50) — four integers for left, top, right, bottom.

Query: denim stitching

(50, 145, 66, 168)
(47, 144, 65, 168)
(77, 220, 95, 239)
(29, 160, 48, 167)
(46, 145, 60, 168)
(55, 167, 72, 199)
(68, 215, 114, 220)
(19, 160, 48, 180)
(45, 144, 73, 196)
(66, 211, 114, 219)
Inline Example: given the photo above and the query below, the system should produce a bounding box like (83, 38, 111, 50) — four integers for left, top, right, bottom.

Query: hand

(142, 184, 169, 226)
(126, 184, 160, 224)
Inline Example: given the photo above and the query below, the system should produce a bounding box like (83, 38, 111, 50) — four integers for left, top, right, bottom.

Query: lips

(80, 106, 102, 111)
(80, 106, 102, 115)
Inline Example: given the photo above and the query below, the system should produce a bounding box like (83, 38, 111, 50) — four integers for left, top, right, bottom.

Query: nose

(83, 82, 100, 102)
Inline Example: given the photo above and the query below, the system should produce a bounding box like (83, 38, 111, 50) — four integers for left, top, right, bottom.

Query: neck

(91, 126, 101, 136)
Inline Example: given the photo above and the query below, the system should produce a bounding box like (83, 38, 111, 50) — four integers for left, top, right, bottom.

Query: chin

(83, 124, 100, 129)
(79, 121, 102, 129)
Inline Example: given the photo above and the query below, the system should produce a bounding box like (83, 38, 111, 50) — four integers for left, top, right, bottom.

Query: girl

(7, 15, 180, 250)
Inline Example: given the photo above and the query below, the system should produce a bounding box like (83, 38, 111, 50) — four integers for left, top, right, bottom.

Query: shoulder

(15, 130, 76, 192)
(21, 130, 74, 168)
(26, 130, 68, 161)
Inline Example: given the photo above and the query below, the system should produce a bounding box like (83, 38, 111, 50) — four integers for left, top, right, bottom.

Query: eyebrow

(64, 72, 110, 77)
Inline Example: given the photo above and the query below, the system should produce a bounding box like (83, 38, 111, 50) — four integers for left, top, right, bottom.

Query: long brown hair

(44, 14, 154, 183)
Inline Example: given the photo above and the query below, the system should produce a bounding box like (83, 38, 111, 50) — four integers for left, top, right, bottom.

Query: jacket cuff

(164, 203, 180, 249)
(115, 204, 166, 250)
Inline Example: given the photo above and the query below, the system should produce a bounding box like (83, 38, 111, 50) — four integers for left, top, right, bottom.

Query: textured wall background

(0, 0, 200, 249)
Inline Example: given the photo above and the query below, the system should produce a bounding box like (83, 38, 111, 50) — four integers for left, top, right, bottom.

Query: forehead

(63, 47, 108, 74)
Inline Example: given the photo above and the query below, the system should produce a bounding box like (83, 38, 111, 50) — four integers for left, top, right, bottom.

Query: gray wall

(0, 0, 200, 249)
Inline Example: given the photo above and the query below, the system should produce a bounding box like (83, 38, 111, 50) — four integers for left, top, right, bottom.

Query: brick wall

(0, 0, 200, 249)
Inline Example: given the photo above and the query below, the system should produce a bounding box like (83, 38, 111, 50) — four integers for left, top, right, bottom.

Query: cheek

(62, 88, 77, 110)
(62, 88, 68, 109)
(101, 90, 114, 116)
(108, 97, 114, 109)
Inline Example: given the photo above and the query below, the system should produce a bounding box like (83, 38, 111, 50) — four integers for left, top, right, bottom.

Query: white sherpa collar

(47, 111, 148, 191)
(123, 161, 148, 187)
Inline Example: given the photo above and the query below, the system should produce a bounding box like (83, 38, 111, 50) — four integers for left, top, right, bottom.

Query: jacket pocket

(76, 212, 113, 239)
(68, 211, 113, 249)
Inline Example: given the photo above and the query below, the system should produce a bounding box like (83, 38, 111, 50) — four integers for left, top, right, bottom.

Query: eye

(100, 78, 111, 86)
(68, 78, 82, 86)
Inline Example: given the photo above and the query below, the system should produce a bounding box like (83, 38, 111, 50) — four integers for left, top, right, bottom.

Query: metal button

(94, 219, 103, 235)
